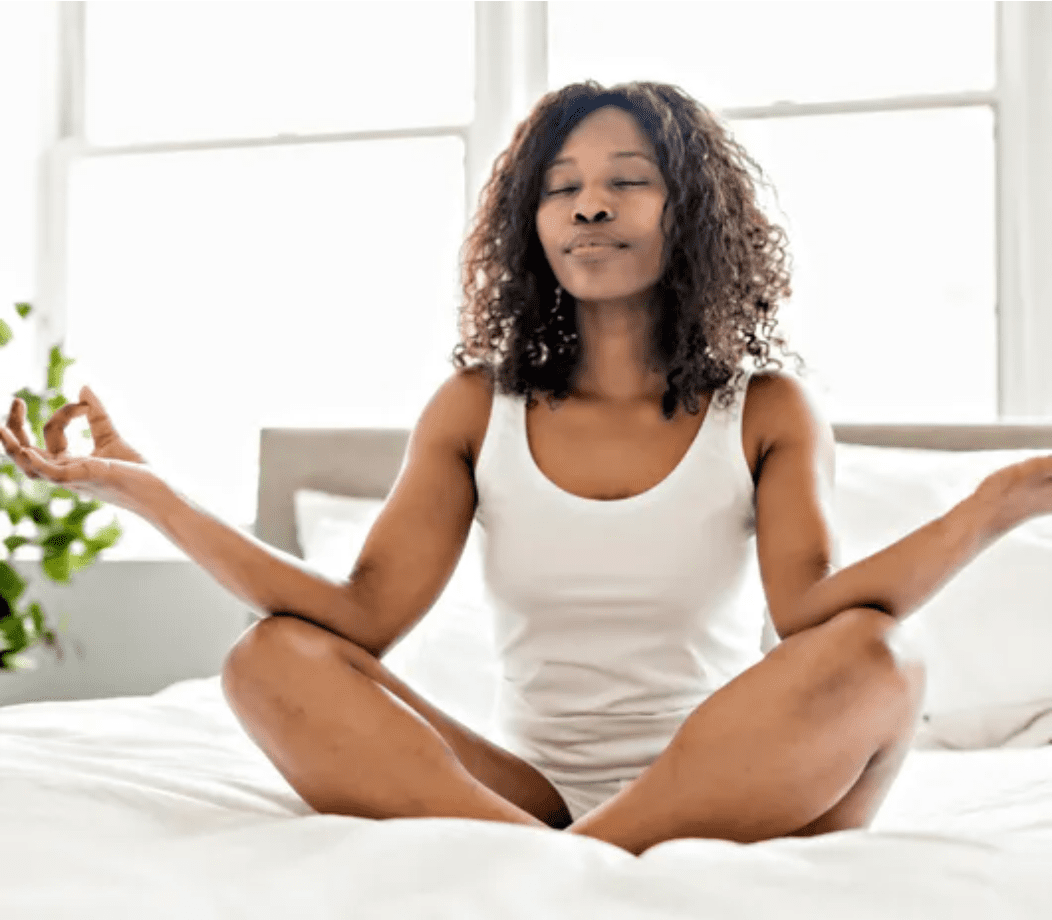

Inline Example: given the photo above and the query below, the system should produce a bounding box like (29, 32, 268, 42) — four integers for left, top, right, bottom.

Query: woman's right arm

(139, 475, 371, 641)
(132, 368, 483, 657)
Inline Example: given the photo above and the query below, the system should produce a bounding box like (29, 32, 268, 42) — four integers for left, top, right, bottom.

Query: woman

(3, 80, 1048, 859)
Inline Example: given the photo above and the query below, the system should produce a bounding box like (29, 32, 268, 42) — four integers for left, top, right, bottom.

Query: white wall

(0, 559, 251, 707)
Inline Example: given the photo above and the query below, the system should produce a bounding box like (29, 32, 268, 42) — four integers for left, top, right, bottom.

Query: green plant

(0, 301, 123, 672)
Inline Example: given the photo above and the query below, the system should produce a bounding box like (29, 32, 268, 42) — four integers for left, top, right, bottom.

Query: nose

(575, 207, 613, 223)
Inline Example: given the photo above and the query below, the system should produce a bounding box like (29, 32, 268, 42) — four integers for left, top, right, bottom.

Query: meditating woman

(3, 80, 1049, 859)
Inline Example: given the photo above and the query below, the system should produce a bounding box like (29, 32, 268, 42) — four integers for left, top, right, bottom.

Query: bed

(2, 411, 1052, 919)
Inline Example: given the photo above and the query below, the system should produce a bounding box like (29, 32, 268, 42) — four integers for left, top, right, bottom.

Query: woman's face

(535, 106, 672, 304)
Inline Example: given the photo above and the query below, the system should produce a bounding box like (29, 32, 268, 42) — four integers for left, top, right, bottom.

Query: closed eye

(548, 181, 647, 195)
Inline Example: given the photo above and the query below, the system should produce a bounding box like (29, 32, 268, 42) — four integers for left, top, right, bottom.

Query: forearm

(133, 474, 370, 645)
(785, 490, 1008, 636)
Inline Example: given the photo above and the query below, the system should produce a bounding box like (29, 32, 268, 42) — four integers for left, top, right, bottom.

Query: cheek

(535, 213, 558, 250)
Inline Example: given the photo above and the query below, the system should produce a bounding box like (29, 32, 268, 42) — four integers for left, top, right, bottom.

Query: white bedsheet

(1, 675, 1050, 919)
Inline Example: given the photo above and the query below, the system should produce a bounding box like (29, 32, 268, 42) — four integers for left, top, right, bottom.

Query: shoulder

(747, 369, 836, 472)
(447, 366, 496, 467)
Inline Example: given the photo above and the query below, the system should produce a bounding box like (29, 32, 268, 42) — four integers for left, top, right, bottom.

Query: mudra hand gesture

(0, 386, 156, 510)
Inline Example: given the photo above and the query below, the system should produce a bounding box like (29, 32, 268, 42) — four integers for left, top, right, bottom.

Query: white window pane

(85, 1, 474, 145)
(0, 2, 51, 400)
(550, 2, 995, 107)
(728, 107, 996, 422)
(65, 138, 464, 546)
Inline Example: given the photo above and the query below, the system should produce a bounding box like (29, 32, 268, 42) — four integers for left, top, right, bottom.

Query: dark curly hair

(449, 79, 809, 420)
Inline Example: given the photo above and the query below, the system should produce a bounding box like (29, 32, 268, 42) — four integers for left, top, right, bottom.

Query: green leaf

(3, 652, 40, 672)
(42, 550, 72, 583)
(4, 495, 29, 524)
(85, 520, 122, 550)
(0, 562, 27, 605)
(14, 302, 33, 319)
(0, 614, 28, 651)
(2, 535, 31, 554)
(63, 503, 96, 529)
(47, 347, 76, 391)
(41, 529, 77, 553)
(47, 392, 69, 414)
(28, 504, 55, 526)
(70, 544, 99, 573)
(0, 318, 12, 348)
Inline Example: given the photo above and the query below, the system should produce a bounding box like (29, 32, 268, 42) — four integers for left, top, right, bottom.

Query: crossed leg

(788, 647, 925, 838)
(565, 606, 927, 856)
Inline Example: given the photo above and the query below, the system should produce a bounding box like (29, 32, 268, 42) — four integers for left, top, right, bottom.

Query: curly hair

(449, 79, 809, 421)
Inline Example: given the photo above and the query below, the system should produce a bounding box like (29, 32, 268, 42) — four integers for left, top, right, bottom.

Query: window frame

(30, 1, 1052, 431)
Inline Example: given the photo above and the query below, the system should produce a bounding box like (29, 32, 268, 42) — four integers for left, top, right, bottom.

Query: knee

(222, 617, 272, 702)
(221, 614, 324, 701)
(829, 607, 927, 698)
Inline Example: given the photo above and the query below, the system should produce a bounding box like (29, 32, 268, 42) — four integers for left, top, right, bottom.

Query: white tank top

(472, 370, 765, 785)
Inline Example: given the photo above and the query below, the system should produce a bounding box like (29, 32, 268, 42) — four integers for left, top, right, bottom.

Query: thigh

(564, 607, 912, 852)
(229, 614, 573, 830)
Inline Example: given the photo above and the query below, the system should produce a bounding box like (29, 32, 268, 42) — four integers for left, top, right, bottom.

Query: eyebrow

(547, 151, 655, 170)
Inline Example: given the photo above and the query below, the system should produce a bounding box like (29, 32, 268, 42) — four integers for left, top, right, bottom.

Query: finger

(0, 429, 43, 480)
(19, 447, 43, 479)
(0, 424, 31, 464)
(6, 398, 32, 449)
(43, 400, 89, 456)
(78, 386, 119, 442)
(25, 449, 63, 482)
(0, 425, 18, 458)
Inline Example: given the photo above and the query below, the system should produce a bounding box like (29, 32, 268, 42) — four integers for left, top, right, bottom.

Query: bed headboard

(254, 421, 1052, 559)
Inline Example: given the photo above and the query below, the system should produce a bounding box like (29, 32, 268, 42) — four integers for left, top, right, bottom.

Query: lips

(569, 244, 625, 262)
(566, 233, 627, 252)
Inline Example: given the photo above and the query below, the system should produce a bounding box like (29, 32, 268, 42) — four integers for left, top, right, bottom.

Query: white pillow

(292, 489, 500, 738)
(833, 444, 1052, 748)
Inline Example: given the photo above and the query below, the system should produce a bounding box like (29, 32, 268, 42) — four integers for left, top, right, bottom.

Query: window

(57, 2, 474, 548)
(550, 1, 999, 422)
(550, 2, 994, 107)
(65, 136, 465, 532)
(84, 2, 474, 144)
(10, 3, 1052, 558)
(0, 3, 50, 406)
(729, 107, 995, 422)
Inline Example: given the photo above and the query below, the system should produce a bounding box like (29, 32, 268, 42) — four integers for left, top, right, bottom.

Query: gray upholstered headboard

(253, 421, 1052, 559)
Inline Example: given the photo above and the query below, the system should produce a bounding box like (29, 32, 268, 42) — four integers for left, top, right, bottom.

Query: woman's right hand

(9, 386, 147, 466)
(0, 386, 156, 509)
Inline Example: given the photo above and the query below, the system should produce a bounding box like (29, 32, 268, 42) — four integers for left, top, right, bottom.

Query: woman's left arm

(787, 487, 1008, 634)
(754, 369, 1050, 637)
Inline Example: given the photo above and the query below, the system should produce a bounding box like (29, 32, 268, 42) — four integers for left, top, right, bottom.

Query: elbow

(268, 610, 344, 639)
(265, 610, 386, 659)
(774, 602, 893, 642)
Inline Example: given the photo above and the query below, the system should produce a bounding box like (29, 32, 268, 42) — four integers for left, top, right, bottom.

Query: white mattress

(1, 675, 1050, 919)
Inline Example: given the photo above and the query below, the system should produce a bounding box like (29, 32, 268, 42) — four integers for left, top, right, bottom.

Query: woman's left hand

(973, 453, 1052, 535)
